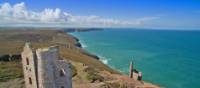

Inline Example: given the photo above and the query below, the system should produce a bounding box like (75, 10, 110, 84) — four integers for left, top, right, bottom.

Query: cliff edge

(0, 29, 160, 88)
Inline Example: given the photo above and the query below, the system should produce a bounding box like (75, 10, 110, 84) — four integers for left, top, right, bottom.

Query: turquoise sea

(71, 29, 200, 88)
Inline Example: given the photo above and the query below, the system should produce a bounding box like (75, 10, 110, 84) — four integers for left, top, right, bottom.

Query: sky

(0, 0, 200, 29)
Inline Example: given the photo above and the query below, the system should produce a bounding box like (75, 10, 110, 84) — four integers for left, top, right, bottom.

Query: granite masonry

(21, 43, 72, 88)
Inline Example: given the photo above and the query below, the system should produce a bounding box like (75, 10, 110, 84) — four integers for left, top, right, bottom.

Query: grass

(84, 66, 104, 83)
(0, 29, 118, 82)
(0, 60, 23, 82)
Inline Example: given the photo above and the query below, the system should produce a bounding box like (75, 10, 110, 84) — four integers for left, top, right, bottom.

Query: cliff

(0, 28, 159, 88)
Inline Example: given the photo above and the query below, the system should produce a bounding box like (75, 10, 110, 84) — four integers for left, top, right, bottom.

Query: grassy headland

(0, 28, 159, 88)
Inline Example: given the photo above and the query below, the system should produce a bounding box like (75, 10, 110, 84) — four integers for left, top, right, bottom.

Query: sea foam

(99, 55, 111, 64)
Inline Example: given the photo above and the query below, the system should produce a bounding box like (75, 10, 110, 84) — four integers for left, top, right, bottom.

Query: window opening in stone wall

(26, 58, 29, 65)
(29, 77, 32, 84)
(60, 69, 66, 77)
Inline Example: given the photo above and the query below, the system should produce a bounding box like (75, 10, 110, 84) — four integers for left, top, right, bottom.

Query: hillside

(0, 29, 159, 88)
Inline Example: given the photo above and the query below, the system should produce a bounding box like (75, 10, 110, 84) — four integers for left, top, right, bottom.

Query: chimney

(129, 61, 133, 78)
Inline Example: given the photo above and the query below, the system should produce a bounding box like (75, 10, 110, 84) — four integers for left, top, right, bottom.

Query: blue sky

(0, 0, 200, 29)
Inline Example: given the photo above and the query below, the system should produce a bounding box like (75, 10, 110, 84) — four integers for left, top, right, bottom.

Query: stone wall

(55, 60, 72, 88)
(21, 43, 72, 88)
(36, 46, 58, 88)
(21, 43, 38, 88)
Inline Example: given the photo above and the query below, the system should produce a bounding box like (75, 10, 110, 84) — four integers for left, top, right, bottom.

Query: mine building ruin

(21, 43, 72, 88)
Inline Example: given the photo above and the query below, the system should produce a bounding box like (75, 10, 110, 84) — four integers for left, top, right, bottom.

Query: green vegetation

(0, 60, 23, 82)
(98, 80, 129, 88)
(84, 67, 104, 83)
(0, 29, 159, 88)
(0, 29, 117, 83)
(0, 29, 70, 55)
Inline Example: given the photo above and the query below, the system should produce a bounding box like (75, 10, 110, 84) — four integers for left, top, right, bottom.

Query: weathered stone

(21, 43, 72, 88)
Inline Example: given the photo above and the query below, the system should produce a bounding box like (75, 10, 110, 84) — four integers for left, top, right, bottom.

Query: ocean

(71, 28, 200, 88)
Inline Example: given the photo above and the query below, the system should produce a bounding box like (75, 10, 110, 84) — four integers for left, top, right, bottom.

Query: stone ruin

(21, 43, 72, 88)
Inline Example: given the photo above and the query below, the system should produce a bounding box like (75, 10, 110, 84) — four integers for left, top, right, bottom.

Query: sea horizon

(1, 0, 200, 88)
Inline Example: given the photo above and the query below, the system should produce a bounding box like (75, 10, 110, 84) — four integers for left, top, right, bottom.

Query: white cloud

(135, 16, 160, 25)
(0, 2, 159, 27)
(0, 3, 12, 16)
(40, 8, 67, 23)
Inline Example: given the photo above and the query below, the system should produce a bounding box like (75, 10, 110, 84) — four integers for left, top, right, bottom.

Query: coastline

(67, 33, 101, 60)
(67, 31, 160, 87)
(75, 37, 109, 64)
(0, 29, 160, 88)
(72, 35, 110, 65)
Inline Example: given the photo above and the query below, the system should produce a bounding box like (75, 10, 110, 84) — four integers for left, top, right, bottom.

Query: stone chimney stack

(129, 61, 133, 78)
